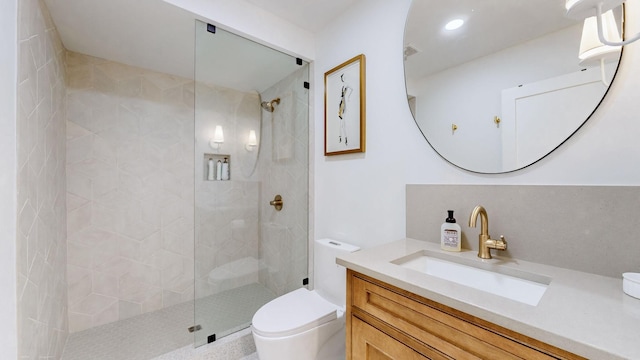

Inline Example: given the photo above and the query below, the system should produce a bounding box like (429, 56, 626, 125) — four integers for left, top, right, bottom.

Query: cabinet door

(351, 316, 429, 360)
(347, 270, 584, 360)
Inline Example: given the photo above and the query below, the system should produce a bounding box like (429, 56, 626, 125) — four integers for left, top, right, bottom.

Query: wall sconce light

(245, 130, 258, 151)
(566, 0, 640, 46)
(579, 9, 621, 85)
(210, 125, 224, 150)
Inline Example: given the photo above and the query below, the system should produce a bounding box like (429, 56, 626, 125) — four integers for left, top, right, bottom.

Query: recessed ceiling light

(444, 19, 464, 31)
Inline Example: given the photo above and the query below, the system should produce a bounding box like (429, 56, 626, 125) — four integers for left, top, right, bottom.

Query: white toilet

(251, 238, 360, 360)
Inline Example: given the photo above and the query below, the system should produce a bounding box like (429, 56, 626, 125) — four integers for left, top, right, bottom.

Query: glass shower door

(193, 20, 309, 346)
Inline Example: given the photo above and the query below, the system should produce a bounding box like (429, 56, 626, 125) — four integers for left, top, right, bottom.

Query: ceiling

(243, 0, 359, 33)
(42, 0, 582, 90)
(404, 0, 579, 80)
(42, 0, 357, 89)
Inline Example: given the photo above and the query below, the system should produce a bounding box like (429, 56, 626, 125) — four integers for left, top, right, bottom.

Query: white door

(501, 64, 615, 169)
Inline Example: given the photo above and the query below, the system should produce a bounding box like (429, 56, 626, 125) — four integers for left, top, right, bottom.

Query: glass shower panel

(193, 20, 309, 347)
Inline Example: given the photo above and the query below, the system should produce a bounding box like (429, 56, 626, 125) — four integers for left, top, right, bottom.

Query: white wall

(313, 0, 640, 250)
(313, 0, 417, 247)
(0, 0, 18, 357)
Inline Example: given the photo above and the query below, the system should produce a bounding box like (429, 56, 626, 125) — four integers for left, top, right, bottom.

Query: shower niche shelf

(204, 153, 231, 181)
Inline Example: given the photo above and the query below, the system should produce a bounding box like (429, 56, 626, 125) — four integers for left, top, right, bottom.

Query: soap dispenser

(441, 210, 461, 252)
(221, 157, 230, 180)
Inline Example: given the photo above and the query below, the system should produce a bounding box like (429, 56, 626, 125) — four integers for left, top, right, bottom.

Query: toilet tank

(313, 238, 360, 307)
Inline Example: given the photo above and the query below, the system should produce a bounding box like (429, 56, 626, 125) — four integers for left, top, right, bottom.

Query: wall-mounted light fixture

(210, 125, 224, 150)
(245, 130, 257, 151)
(578, 9, 622, 85)
(566, 0, 640, 46)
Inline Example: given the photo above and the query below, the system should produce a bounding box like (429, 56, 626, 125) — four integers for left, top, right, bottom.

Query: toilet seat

(252, 288, 339, 338)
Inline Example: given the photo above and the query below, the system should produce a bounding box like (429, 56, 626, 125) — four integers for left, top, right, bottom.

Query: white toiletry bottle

(441, 210, 461, 252)
(216, 160, 222, 180)
(207, 158, 214, 181)
(221, 157, 230, 180)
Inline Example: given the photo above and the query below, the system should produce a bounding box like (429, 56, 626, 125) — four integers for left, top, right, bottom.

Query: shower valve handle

(270, 195, 283, 211)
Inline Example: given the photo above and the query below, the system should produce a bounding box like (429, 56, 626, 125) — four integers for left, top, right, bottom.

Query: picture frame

(324, 54, 366, 155)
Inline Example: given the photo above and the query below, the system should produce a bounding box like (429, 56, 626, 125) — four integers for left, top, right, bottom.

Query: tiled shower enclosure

(62, 19, 310, 358)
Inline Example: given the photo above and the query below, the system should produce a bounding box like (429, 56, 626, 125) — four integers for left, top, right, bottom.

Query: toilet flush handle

(270, 195, 283, 211)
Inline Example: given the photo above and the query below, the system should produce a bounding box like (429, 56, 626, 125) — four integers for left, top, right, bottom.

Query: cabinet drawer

(350, 271, 575, 360)
(352, 316, 428, 360)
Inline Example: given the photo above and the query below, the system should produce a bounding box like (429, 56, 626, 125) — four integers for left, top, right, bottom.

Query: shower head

(260, 98, 281, 112)
(260, 101, 272, 112)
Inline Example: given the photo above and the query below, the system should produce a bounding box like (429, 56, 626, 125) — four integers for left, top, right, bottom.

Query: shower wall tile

(194, 180, 261, 298)
(16, 0, 68, 359)
(63, 51, 311, 337)
(257, 68, 310, 296)
(65, 52, 195, 332)
(193, 83, 268, 300)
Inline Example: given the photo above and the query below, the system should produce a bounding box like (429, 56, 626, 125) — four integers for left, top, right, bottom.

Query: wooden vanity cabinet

(346, 270, 585, 360)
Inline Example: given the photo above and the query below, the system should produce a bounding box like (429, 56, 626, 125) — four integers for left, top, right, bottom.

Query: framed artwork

(324, 54, 366, 155)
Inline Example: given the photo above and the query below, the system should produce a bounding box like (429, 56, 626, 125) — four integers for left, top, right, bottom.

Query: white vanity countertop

(336, 238, 640, 360)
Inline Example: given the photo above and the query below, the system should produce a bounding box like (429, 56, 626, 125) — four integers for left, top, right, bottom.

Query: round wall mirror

(404, 0, 624, 173)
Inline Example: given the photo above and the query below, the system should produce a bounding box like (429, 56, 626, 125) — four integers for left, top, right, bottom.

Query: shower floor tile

(61, 283, 275, 360)
(194, 283, 276, 347)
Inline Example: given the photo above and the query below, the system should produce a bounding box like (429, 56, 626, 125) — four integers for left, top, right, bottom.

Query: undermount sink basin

(391, 250, 550, 306)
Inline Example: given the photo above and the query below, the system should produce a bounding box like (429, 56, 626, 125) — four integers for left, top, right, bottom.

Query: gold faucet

(468, 205, 507, 259)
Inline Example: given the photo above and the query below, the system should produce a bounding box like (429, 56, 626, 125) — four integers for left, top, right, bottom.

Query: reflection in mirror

(404, 0, 623, 173)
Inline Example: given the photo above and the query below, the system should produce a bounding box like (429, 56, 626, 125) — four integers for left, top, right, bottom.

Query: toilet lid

(252, 288, 338, 338)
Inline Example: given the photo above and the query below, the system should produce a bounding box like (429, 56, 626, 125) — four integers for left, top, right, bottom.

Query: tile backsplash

(407, 184, 640, 278)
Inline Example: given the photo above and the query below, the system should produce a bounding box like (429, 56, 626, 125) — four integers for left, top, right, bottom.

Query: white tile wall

(257, 67, 310, 296)
(193, 84, 262, 299)
(16, 0, 68, 358)
(193, 66, 310, 301)
(65, 52, 196, 332)
(14, 1, 311, 354)
(64, 48, 310, 338)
